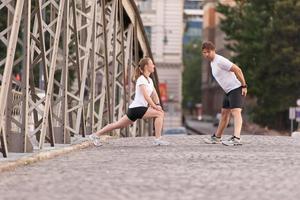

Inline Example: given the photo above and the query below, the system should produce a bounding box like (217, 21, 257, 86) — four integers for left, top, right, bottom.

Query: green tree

(217, 0, 300, 129)
(0, 10, 7, 75)
(182, 39, 202, 110)
(0, 7, 24, 76)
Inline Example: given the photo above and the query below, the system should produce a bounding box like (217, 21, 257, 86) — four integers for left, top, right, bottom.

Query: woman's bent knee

(155, 112, 164, 119)
(160, 111, 164, 117)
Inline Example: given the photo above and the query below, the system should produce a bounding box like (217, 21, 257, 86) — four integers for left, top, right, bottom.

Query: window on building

(184, 0, 203, 10)
(183, 20, 202, 44)
(144, 26, 151, 44)
(137, 0, 152, 12)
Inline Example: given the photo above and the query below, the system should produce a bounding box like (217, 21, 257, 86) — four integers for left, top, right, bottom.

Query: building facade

(135, 0, 184, 128)
(183, 0, 204, 44)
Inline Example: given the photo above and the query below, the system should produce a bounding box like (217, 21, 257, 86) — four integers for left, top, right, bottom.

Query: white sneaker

(222, 136, 242, 146)
(89, 134, 102, 146)
(204, 134, 222, 144)
(154, 138, 170, 146)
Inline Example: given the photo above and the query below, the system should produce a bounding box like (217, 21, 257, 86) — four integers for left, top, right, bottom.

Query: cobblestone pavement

(186, 119, 237, 135)
(1, 135, 300, 200)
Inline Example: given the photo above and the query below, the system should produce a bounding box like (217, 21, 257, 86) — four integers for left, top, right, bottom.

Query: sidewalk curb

(0, 141, 93, 173)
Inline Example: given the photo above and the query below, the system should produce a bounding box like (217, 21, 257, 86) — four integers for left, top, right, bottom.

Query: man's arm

(230, 64, 246, 86)
(230, 64, 247, 96)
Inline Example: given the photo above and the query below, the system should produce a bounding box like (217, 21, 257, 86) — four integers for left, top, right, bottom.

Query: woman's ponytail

(134, 66, 142, 82)
(133, 57, 151, 82)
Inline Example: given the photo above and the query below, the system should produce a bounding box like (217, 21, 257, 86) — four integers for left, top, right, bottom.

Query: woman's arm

(140, 85, 162, 111)
(151, 88, 160, 105)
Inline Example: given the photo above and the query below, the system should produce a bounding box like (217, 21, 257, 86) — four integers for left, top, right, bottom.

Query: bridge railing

(0, 0, 159, 157)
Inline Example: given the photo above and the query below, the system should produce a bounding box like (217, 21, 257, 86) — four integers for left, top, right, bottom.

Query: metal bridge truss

(0, 0, 158, 157)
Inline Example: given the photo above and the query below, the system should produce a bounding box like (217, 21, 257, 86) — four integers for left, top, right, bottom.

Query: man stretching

(202, 41, 247, 146)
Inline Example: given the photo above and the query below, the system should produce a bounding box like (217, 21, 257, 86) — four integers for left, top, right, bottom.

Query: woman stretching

(89, 57, 169, 146)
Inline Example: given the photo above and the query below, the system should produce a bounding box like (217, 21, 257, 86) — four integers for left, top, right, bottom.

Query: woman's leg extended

(142, 108, 164, 138)
(94, 115, 133, 136)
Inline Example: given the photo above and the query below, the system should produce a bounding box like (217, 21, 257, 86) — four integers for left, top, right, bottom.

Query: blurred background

(4, 0, 300, 136)
(135, 0, 300, 136)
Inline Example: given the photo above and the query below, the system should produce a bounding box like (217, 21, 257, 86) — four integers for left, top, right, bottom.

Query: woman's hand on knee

(152, 105, 163, 112)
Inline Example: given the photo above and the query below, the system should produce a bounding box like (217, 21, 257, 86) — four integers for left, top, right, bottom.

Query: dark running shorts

(126, 107, 148, 121)
(222, 87, 245, 109)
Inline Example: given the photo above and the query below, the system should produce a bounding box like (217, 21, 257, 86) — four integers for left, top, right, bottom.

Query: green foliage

(182, 39, 202, 109)
(217, 0, 300, 129)
(0, 10, 7, 75)
(0, 8, 24, 76)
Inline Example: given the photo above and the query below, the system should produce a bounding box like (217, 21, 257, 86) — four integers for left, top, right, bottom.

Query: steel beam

(0, 0, 158, 157)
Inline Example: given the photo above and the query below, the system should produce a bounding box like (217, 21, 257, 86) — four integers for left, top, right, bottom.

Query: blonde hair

(134, 57, 151, 82)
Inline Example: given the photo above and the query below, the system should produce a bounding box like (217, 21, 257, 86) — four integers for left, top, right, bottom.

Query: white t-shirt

(210, 54, 241, 93)
(129, 75, 154, 108)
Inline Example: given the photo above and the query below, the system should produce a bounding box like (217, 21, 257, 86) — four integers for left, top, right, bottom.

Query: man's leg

(231, 108, 243, 138)
(215, 108, 231, 137)
(204, 108, 231, 144)
(222, 108, 243, 146)
(204, 92, 231, 144)
(221, 87, 244, 146)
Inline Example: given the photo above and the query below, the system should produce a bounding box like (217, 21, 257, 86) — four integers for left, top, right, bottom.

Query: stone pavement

(185, 119, 236, 135)
(1, 135, 300, 200)
(0, 135, 91, 172)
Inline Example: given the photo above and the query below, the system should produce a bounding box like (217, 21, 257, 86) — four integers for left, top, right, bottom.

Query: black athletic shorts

(222, 87, 244, 109)
(126, 107, 148, 121)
